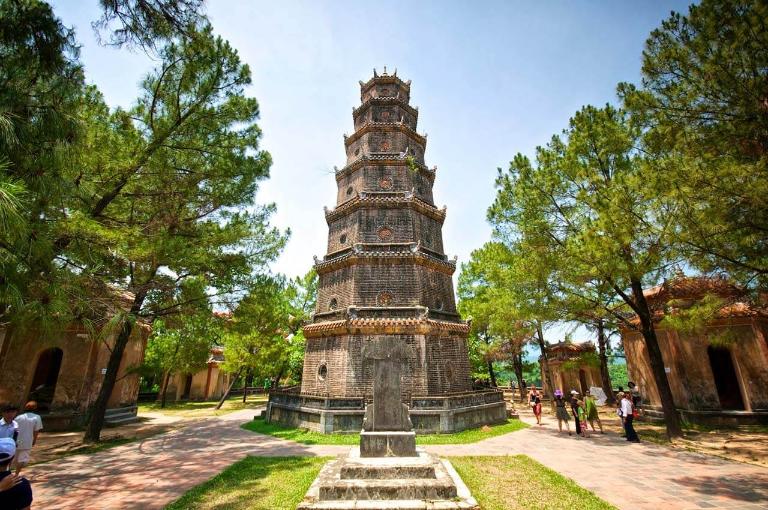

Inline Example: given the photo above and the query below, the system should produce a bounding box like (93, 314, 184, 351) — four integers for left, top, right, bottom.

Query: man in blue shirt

(0, 405, 18, 442)
(0, 437, 33, 510)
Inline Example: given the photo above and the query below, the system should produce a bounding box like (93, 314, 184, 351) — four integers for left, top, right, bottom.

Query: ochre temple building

(267, 70, 506, 432)
(622, 276, 768, 425)
(541, 341, 603, 397)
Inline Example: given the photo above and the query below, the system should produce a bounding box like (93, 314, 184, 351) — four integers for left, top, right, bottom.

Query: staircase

(298, 448, 478, 510)
(104, 405, 139, 426)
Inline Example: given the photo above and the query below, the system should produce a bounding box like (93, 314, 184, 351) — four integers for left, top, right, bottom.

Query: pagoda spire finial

(373, 68, 378, 78)
(383, 65, 388, 75)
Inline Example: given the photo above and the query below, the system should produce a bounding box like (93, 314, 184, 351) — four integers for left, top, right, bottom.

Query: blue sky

(53, 0, 691, 342)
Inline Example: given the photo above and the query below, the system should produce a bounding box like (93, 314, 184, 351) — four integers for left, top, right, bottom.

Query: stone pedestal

(360, 430, 417, 457)
(297, 448, 479, 510)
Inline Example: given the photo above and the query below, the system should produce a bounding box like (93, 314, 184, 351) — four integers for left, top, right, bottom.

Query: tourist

(533, 394, 542, 425)
(584, 390, 604, 434)
(569, 390, 582, 436)
(619, 392, 640, 442)
(577, 399, 589, 437)
(0, 406, 18, 442)
(528, 387, 538, 411)
(13, 402, 42, 475)
(0, 438, 33, 509)
(553, 390, 571, 435)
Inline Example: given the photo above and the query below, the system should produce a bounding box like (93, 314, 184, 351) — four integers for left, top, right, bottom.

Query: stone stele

(360, 337, 417, 457)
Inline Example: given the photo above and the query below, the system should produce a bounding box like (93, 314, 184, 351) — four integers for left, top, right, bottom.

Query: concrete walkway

(26, 410, 768, 510)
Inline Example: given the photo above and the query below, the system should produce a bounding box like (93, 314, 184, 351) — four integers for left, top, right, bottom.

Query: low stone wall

(266, 389, 508, 433)
(641, 405, 768, 427)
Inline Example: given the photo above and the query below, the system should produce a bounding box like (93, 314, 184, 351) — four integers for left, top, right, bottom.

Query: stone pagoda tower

(267, 69, 506, 433)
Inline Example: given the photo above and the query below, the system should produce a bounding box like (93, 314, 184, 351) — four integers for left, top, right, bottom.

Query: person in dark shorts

(533, 395, 542, 425)
(569, 390, 582, 436)
(554, 390, 571, 435)
(0, 438, 32, 509)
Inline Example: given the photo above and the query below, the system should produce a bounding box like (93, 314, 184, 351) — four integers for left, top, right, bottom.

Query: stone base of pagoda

(265, 389, 508, 434)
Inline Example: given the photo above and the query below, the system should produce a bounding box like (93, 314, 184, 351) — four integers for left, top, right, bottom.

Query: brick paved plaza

(26, 408, 768, 510)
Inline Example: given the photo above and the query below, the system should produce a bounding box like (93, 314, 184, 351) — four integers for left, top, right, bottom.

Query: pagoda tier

(301, 70, 473, 399)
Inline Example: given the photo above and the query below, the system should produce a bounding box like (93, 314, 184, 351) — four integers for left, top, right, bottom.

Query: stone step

(105, 415, 140, 426)
(105, 405, 138, 417)
(299, 499, 478, 509)
(319, 478, 457, 501)
(340, 464, 436, 480)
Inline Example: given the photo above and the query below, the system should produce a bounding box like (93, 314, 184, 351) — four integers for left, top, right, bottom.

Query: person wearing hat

(569, 390, 582, 437)
(0, 437, 33, 509)
(13, 402, 43, 475)
(553, 390, 572, 435)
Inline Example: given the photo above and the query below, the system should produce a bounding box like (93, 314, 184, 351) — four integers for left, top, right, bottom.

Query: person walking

(554, 390, 571, 435)
(619, 392, 640, 442)
(533, 394, 542, 425)
(577, 399, 590, 437)
(584, 390, 604, 434)
(12, 402, 42, 475)
(569, 390, 582, 436)
(528, 388, 538, 412)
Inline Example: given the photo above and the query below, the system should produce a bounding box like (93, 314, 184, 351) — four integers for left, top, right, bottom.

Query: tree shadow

(672, 473, 768, 503)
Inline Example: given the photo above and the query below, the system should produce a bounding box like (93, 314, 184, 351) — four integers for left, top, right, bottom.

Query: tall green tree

(490, 105, 684, 437)
(80, 25, 287, 441)
(217, 276, 292, 407)
(459, 241, 558, 399)
(619, 0, 768, 289)
(144, 312, 221, 408)
(0, 0, 87, 328)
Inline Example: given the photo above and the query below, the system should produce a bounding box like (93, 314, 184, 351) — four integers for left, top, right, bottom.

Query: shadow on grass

(241, 417, 528, 445)
(165, 456, 329, 510)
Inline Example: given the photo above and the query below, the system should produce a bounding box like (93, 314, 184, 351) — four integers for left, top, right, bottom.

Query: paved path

(26, 410, 768, 510)
(26, 409, 348, 509)
(427, 413, 768, 510)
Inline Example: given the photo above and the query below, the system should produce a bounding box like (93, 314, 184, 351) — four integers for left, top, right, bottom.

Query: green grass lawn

(165, 456, 328, 510)
(452, 455, 616, 510)
(138, 396, 268, 419)
(166, 454, 614, 510)
(241, 417, 528, 445)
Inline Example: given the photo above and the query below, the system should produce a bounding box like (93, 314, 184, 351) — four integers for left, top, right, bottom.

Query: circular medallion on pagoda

(379, 140, 391, 151)
(328, 297, 338, 310)
(379, 177, 393, 190)
(377, 291, 393, 306)
(377, 226, 393, 241)
(317, 363, 328, 381)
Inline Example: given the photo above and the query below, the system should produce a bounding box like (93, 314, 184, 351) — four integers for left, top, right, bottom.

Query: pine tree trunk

(535, 321, 555, 402)
(160, 370, 171, 409)
(486, 360, 498, 387)
(273, 363, 286, 389)
(512, 351, 525, 402)
(596, 319, 615, 404)
(630, 278, 683, 438)
(216, 367, 243, 410)
(83, 291, 146, 442)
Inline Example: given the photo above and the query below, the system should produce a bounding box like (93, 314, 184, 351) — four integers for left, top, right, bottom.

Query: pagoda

(266, 69, 506, 433)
